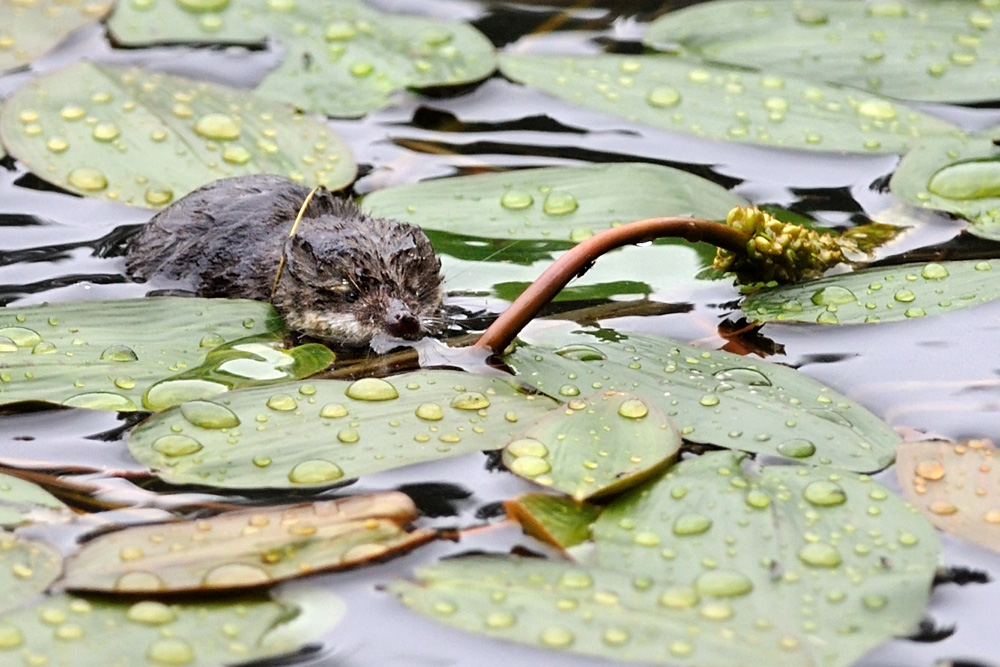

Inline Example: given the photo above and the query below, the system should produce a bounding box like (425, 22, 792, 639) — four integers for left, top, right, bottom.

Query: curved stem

(473, 217, 748, 356)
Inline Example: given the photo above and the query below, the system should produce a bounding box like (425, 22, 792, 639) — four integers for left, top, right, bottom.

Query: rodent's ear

(282, 235, 319, 274)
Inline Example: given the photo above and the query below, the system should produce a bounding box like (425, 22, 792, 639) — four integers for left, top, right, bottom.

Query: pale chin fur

(288, 310, 377, 346)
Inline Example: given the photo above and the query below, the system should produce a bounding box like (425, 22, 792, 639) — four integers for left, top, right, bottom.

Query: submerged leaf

(0, 62, 356, 207)
(897, 439, 1000, 554)
(362, 163, 747, 242)
(890, 130, 1000, 240)
(507, 328, 899, 472)
(392, 451, 939, 666)
(644, 0, 1000, 104)
(504, 494, 601, 550)
(499, 53, 957, 154)
(128, 371, 560, 489)
(62, 492, 435, 593)
(0, 533, 61, 614)
(0, 0, 111, 75)
(0, 473, 70, 528)
(741, 259, 1000, 325)
(502, 390, 681, 500)
(108, 0, 496, 118)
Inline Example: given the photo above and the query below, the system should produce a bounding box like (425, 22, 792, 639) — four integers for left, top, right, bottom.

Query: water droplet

(0, 626, 23, 648)
(60, 105, 86, 121)
(46, 136, 69, 153)
(803, 480, 847, 506)
(143, 378, 228, 410)
(146, 637, 195, 665)
(345, 378, 398, 401)
(320, 403, 349, 418)
(699, 601, 733, 620)
(500, 189, 533, 209)
(893, 289, 915, 303)
(222, 145, 252, 164)
(646, 86, 681, 108)
(100, 344, 138, 362)
(63, 392, 137, 411)
(415, 402, 444, 421)
(857, 99, 897, 121)
(668, 639, 694, 657)
(350, 61, 374, 77)
(67, 167, 108, 192)
(539, 626, 574, 648)
(617, 398, 648, 419)
(777, 439, 816, 459)
(31, 341, 57, 355)
(509, 455, 551, 478)
(506, 438, 548, 458)
(928, 500, 958, 515)
(673, 513, 712, 535)
(658, 585, 699, 608)
(145, 185, 174, 206)
(266, 394, 297, 411)
(811, 286, 856, 306)
(193, 112, 241, 140)
(927, 159, 1000, 200)
(115, 570, 165, 591)
(795, 7, 828, 24)
(699, 394, 720, 407)
(542, 191, 578, 216)
(287, 459, 344, 484)
(152, 434, 203, 457)
(203, 563, 270, 587)
(451, 391, 490, 410)
(92, 122, 120, 142)
(745, 489, 771, 508)
(325, 20, 357, 41)
(863, 594, 888, 610)
(485, 611, 516, 629)
(180, 400, 239, 429)
(798, 542, 842, 567)
(125, 600, 176, 625)
(558, 571, 593, 588)
(695, 569, 753, 598)
(337, 427, 359, 443)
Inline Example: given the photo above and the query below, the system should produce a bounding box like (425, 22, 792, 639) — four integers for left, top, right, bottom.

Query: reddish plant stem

(473, 217, 748, 356)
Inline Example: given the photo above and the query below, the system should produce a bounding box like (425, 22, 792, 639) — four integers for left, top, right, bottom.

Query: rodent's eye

(346, 290, 359, 303)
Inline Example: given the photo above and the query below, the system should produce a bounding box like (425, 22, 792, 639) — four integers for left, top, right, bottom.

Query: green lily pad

(504, 494, 601, 550)
(0, 591, 340, 666)
(0, 532, 61, 614)
(506, 328, 900, 472)
(890, 130, 1000, 240)
(644, 0, 1000, 104)
(392, 451, 940, 666)
(741, 259, 1000, 325)
(0, 0, 111, 75)
(502, 390, 681, 500)
(897, 439, 1000, 554)
(128, 371, 560, 490)
(108, 0, 496, 118)
(361, 163, 747, 242)
(0, 473, 70, 528)
(0, 62, 356, 208)
(499, 53, 958, 154)
(62, 492, 434, 593)
(0, 297, 331, 412)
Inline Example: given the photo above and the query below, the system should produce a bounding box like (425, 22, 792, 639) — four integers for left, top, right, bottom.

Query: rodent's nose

(384, 300, 422, 339)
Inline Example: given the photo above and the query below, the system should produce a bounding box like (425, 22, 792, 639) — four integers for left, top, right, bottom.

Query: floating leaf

(128, 371, 559, 489)
(361, 163, 747, 242)
(393, 451, 939, 666)
(502, 390, 681, 500)
(644, 0, 1000, 104)
(0, 0, 111, 75)
(504, 494, 601, 550)
(62, 492, 434, 593)
(0, 473, 70, 528)
(0, 62, 356, 208)
(108, 0, 496, 118)
(741, 259, 1000, 325)
(506, 328, 899, 472)
(890, 131, 1000, 240)
(897, 439, 1000, 554)
(499, 53, 958, 154)
(0, 591, 339, 666)
(0, 298, 331, 412)
(0, 532, 61, 614)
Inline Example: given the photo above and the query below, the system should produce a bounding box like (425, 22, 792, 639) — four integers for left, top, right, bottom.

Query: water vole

(124, 175, 444, 346)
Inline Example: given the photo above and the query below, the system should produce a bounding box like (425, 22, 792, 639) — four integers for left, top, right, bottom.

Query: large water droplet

(100, 344, 138, 362)
(617, 398, 648, 419)
(451, 392, 490, 410)
(345, 378, 398, 401)
(193, 112, 241, 140)
(803, 480, 847, 506)
(798, 542, 842, 567)
(143, 378, 228, 410)
(202, 563, 271, 587)
(266, 394, 298, 411)
(63, 392, 138, 411)
(777, 439, 816, 459)
(287, 459, 344, 484)
(146, 637, 196, 665)
(538, 626, 574, 648)
(67, 167, 108, 192)
(500, 189, 533, 210)
(646, 86, 681, 108)
(811, 286, 856, 306)
(152, 434, 204, 457)
(672, 513, 712, 535)
(542, 191, 578, 216)
(180, 400, 239, 429)
(126, 601, 176, 625)
(694, 570, 753, 597)
(927, 159, 1000, 200)
(415, 402, 444, 421)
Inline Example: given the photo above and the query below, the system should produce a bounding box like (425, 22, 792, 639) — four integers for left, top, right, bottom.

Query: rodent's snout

(384, 298, 422, 339)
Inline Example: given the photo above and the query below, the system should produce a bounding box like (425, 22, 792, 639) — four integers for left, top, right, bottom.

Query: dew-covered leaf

(897, 439, 1000, 554)
(502, 390, 681, 500)
(506, 328, 899, 472)
(503, 494, 601, 550)
(0, 62, 356, 208)
(0, 0, 111, 75)
(392, 451, 940, 666)
(0, 590, 341, 666)
(499, 53, 957, 154)
(0, 532, 61, 614)
(62, 492, 434, 593)
(890, 130, 1000, 240)
(0, 298, 332, 412)
(361, 163, 746, 242)
(643, 0, 1000, 104)
(0, 473, 70, 528)
(128, 371, 560, 490)
(108, 0, 496, 118)
(741, 259, 1000, 325)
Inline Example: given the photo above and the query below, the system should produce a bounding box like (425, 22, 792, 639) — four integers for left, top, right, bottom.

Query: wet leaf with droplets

(897, 439, 1000, 554)
(128, 371, 559, 489)
(644, 0, 1000, 104)
(506, 327, 899, 472)
(504, 493, 602, 550)
(0, 62, 356, 207)
(0, 0, 112, 75)
(0, 298, 305, 412)
(0, 532, 61, 614)
(61, 492, 434, 593)
(742, 259, 1000, 325)
(392, 451, 940, 666)
(362, 163, 746, 242)
(890, 130, 1000, 241)
(499, 53, 957, 154)
(502, 390, 681, 500)
(108, 0, 496, 118)
(0, 473, 71, 528)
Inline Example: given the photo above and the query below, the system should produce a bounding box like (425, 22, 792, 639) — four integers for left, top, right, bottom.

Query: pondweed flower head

(713, 206, 850, 284)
